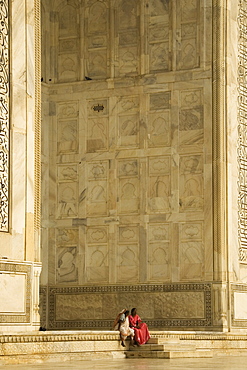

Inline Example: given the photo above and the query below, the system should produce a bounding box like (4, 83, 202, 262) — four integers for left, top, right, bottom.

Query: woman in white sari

(113, 309, 135, 347)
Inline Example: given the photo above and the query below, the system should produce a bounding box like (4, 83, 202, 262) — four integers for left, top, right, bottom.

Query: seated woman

(129, 307, 150, 345)
(113, 309, 135, 347)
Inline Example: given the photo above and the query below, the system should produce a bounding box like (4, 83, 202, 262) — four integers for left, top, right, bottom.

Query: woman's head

(131, 307, 137, 316)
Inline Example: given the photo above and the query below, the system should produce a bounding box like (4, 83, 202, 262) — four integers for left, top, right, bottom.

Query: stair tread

(126, 349, 212, 359)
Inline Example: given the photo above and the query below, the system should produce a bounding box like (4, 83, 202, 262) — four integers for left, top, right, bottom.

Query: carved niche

(117, 96, 140, 148)
(57, 3, 79, 82)
(148, 0, 171, 72)
(116, 0, 139, 76)
(148, 156, 170, 213)
(118, 159, 140, 214)
(86, 0, 109, 79)
(148, 92, 171, 148)
(86, 160, 109, 216)
(56, 228, 79, 284)
(86, 226, 109, 282)
(177, 0, 200, 70)
(179, 89, 204, 145)
(179, 155, 204, 212)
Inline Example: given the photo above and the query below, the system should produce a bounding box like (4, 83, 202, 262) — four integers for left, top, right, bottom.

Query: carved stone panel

(150, 43, 170, 72)
(117, 244, 139, 282)
(117, 96, 140, 148)
(148, 0, 171, 72)
(57, 119, 78, 154)
(88, 50, 108, 79)
(88, 1, 108, 34)
(148, 157, 170, 213)
(148, 222, 171, 281)
(58, 4, 78, 38)
(57, 182, 78, 218)
(87, 226, 108, 244)
(119, 178, 139, 215)
(118, 159, 139, 178)
(179, 89, 203, 145)
(87, 180, 108, 216)
(116, 0, 139, 76)
(86, 161, 108, 217)
(180, 242, 204, 280)
(56, 228, 79, 245)
(87, 161, 108, 180)
(56, 246, 78, 283)
(86, 226, 109, 283)
(87, 117, 108, 152)
(86, 245, 109, 283)
(148, 112, 171, 147)
(179, 222, 204, 280)
(177, 0, 200, 70)
(119, 225, 139, 244)
(58, 54, 79, 82)
(149, 92, 171, 111)
(57, 4, 79, 82)
(57, 102, 78, 119)
(179, 155, 203, 212)
(57, 165, 78, 182)
(118, 158, 139, 215)
(86, 1, 109, 80)
(119, 47, 138, 76)
(87, 99, 108, 152)
(48, 283, 212, 329)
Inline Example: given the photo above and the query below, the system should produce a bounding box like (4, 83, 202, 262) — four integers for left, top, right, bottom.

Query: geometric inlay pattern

(0, 0, 9, 232)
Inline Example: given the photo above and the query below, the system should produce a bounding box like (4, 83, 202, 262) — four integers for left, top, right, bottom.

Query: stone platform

(1, 331, 247, 365)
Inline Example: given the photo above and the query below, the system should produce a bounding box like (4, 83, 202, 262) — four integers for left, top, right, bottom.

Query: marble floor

(1, 357, 247, 370)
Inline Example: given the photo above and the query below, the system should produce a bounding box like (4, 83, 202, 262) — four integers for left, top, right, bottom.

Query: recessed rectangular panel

(0, 273, 26, 313)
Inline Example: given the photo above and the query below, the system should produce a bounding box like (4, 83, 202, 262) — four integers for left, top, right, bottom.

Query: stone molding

(1, 330, 247, 344)
(0, 332, 120, 344)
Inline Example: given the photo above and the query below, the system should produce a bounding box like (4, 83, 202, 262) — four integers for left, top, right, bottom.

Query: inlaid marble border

(0, 262, 31, 323)
(238, 0, 247, 263)
(0, 0, 9, 232)
(48, 283, 212, 329)
(39, 286, 47, 328)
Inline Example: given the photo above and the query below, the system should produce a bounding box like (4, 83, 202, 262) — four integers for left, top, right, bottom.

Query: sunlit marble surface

(2, 357, 247, 370)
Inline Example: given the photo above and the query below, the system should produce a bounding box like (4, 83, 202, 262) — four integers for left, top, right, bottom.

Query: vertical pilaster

(212, 0, 228, 282)
(212, 0, 228, 330)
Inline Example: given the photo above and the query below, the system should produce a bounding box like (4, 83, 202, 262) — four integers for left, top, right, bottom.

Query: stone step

(146, 337, 159, 344)
(163, 343, 197, 351)
(126, 349, 213, 359)
(146, 337, 196, 351)
(129, 344, 165, 351)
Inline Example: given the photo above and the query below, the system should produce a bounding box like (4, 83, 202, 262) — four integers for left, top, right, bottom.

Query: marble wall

(0, 0, 42, 333)
(40, 0, 243, 331)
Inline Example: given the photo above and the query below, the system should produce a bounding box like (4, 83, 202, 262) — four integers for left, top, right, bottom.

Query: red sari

(129, 314, 150, 345)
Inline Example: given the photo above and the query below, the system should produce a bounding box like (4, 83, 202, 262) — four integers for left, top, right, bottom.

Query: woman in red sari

(129, 307, 150, 345)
